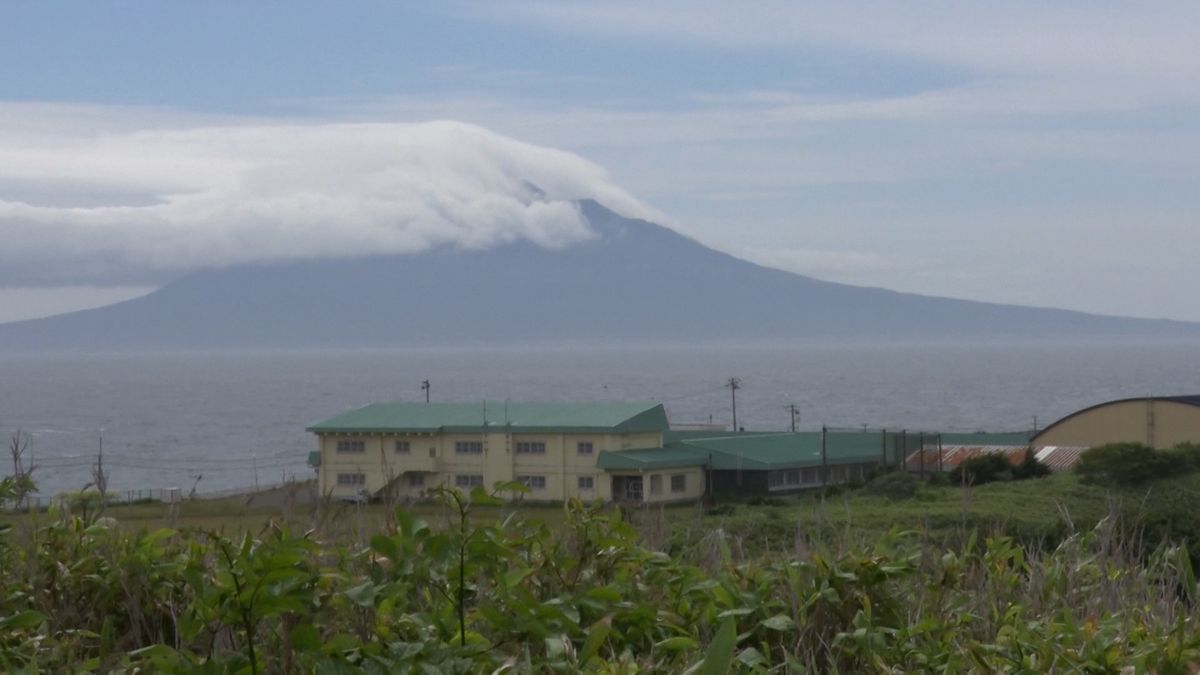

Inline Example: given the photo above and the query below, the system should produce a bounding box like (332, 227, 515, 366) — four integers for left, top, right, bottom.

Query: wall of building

(317, 430, 656, 501)
(641, 467, 705, 503)
(1035, 400, 1200, 450)
(712, 463, 874, 497)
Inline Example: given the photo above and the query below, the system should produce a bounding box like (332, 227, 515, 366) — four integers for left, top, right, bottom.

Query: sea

(2, 341, 1198, 499)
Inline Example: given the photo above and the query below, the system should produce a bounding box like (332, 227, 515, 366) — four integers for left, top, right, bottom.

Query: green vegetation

(948, 448, 1051, 486)
(1077, 441, 1200, 486)
(6, 470, 1200, 670)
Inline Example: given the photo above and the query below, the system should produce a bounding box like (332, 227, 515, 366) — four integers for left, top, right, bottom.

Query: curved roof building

(1032, 395, 1200, 450)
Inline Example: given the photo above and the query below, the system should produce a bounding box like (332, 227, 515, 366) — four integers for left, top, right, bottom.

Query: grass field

(5, 471, 1192, 557)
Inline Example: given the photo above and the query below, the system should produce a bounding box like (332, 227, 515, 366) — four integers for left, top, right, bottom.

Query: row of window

(441, 474, 595, 490)
(338, 439, 597, 455)
(766, 465, 865, 491)
(337, 472, 608, 493)
(648, 473, 687, 495)
(454, 474, 484, 488)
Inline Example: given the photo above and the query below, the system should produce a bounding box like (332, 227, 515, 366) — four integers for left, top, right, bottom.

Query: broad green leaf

(699, 619, 738, 675)
(345, 581, 379, 608)
(737, 647, 767, 667)
(0, 610, 45, 630)
(656, 636, 700, 652)
(760, 614, 796, 631)
(579, 618, 612, 663)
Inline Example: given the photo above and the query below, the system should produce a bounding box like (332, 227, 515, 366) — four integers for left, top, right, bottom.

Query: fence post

(880, 428, 887, 468)
(919, 432, 926, 479)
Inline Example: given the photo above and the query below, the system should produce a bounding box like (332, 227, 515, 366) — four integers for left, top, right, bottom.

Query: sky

(1, 1, 1198, 323)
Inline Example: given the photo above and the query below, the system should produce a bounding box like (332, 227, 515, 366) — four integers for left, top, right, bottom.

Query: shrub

(862, 471, 920, 501)
(951, 453, 1013, 486)
(1012, 448, 1052, 480)
(1075, 443, 1183, 486)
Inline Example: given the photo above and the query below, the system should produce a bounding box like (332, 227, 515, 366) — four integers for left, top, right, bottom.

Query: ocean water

(1, 342, 1198, 498)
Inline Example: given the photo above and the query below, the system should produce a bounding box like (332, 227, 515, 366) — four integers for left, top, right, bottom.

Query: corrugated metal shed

(1034, 445, 1089, 471)
(905, 445, 1030, 471)
(905, 444, 1088, 472)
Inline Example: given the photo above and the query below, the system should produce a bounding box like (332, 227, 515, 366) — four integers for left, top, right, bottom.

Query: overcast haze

(2, 2, 1198, 323)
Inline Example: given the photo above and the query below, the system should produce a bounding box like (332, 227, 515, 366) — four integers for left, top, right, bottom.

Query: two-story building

(307, 401, 705, 503)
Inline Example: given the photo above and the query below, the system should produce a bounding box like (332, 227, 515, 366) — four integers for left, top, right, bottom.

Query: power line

(786, 403, 800, 432)
(725, 377, 742, 432)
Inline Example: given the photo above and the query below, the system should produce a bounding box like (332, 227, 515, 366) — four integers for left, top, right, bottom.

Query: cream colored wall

(1036, 401, 1200, 449)
(643, 467, 705, 503)
(317, 430, 664, 502)
(620, 432, 663, 449)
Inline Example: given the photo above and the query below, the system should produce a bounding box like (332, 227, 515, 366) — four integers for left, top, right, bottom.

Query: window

(337, 473, 365, 486)
(455, 441, 483, 455)
(649, 475, 662, 495)
(577, 441, 594, 455)
(395, 440, 411, 454)
(831, 465, 847, 482)
(577, 476, 594, 490)
(768, 469, 806, 491)
(801, 468, 820, 484)
(515, 441, 546, 454)
(406, 473, 425, 487)
(454, 474, 483, 488)
(670, 474, 686, 493)
(336, 440, 365, 454)
(517, 475, 546, 489)
(429, 447, 437, 458)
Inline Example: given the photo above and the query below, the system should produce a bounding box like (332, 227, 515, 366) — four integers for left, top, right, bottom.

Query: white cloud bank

(0, 118, 653, 284)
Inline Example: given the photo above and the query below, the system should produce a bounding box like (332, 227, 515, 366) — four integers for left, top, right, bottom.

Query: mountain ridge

(1, 199, 1196, 350)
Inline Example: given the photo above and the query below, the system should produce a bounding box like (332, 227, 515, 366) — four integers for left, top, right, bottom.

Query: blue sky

(1, 1, 1198, 322)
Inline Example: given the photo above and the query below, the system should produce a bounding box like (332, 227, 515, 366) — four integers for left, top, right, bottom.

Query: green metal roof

(307, 402, 669, 435)
(682, 433, 884, 470)
(596, 432, 888, 472)
(596, 445, 708, 471)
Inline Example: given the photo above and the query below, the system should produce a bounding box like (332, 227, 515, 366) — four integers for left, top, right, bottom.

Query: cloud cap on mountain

(0, 119, 652, 285)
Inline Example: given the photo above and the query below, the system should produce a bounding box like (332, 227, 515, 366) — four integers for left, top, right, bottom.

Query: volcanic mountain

(1, 199, 1196, 350)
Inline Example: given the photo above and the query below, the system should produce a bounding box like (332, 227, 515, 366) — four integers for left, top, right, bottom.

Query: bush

(1012, 448, 1052, 480)
(951, 453, 1013, 486)
(862, 471, 920, 501)
(1075, 443, 1183, 486)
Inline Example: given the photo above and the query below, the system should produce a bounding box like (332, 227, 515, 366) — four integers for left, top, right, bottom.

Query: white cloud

(480, 1, 1200, 113)
(0, 119, 655, 283)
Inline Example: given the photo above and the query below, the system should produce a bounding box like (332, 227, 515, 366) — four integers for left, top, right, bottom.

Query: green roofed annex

(307, 401, 901, 503)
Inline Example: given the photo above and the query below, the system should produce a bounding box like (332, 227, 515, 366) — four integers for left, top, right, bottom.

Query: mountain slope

(1, 200, 1196, 350)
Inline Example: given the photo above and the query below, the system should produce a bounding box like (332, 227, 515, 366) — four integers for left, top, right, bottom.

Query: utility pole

(421, 379, 431, 404)
(726, 378, 741, 432)
(787, 403, 799, 433)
